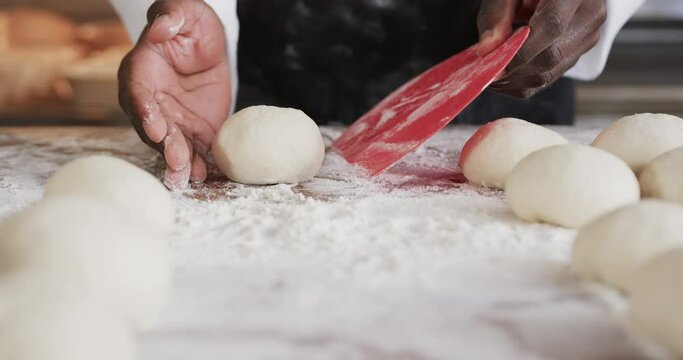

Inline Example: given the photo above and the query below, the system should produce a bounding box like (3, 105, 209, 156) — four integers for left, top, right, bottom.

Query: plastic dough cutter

(332, 26, 531, 176)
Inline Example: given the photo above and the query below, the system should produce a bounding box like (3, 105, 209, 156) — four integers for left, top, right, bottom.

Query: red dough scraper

(332, 27, 531, 176)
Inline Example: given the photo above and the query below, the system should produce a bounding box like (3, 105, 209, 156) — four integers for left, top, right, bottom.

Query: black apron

(235, 0, 575, 125)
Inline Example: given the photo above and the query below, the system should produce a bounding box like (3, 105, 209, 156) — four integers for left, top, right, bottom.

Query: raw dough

(639, 146, 683, 204)
(0, 196, 172, 329)
(459, 118, 568, 189)
(572, 200, 683, 291)
(44, 155, 174, 231)
(505, 144, 640, 228)
(0, 271, 134, 360)
(592, 113, 683, 174)
(630, 249, 683, 358)
(212, 105, 325, 185)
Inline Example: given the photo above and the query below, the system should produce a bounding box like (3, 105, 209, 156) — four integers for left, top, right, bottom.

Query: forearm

(565, 0, 646, 81)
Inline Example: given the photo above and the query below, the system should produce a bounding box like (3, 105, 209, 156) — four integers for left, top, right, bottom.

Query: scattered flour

(0, 118, 654, 359)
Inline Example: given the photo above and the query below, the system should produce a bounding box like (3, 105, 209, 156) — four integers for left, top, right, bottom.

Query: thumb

(145, 0, 187, 43)
(477, 0, 521, 56)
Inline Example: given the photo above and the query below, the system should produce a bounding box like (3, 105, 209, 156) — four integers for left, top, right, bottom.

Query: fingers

(477, 0, 521, 56)
(489, 54, 578, 98)
(155, 88, 217, 148)
(118, 53, 168, 146)
(491, 0, 606, 99)
(163, 124, 191, 172)
(490, 2, 604, 99)
(144, 0, 208, 44)
(146, 0, 187, 44)
(153, 87, 217, 188)
(163, 133, 207, 188)
(164, 163, 191, 191)
(148, 12, 186, 44)
(129, 85, 168, 145)
(162, 124, 192, 190)
(505, 0, 582, 73)
(190, 151, 208, 183)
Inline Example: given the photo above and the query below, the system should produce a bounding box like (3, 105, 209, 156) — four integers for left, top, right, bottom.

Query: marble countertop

(0, 118, 663, 360)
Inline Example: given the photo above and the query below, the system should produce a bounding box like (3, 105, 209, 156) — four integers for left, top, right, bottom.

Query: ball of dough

(44, 155, 174, 231)
(592, 113, 683, 174)
(459, 118, 568, 189)
(0, 196, 172, 329)
(0, 273, 134, 360)
(629, 249, 683, 357)
(572, 200, 683, 291)
(212, 105, 325, 185)
(505, 144, 640, 228)
(639, 146, 683, 204)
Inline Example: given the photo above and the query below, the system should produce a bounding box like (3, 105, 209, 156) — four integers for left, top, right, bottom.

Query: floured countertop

(0, 118, 668, 359)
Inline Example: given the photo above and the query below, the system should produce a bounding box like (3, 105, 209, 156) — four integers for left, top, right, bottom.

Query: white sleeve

(565, 0, 646, 81)
(109, 0, 240, 110)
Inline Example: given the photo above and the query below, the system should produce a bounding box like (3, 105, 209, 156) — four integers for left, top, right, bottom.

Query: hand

(477, 0, 607, 99)
(118, 0, 231, 190)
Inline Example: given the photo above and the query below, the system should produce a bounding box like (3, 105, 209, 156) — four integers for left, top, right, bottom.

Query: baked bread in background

(77, 20, 131, 50)
(0, 7, 77, 49)
(0, 45, 85, 106)
(0, 7, 131, 109)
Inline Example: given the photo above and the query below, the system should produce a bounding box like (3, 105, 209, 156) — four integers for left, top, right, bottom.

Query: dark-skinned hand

(477, 0, 607, 99)
(118, 0, 231, 190)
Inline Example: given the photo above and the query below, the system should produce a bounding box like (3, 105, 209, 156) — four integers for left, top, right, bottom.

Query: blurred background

(0, 0, 681, 125)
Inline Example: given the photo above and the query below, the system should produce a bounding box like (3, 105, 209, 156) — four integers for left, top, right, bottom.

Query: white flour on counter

(172, 180, 575, 286)
(168, 121, 611, 281)
(0, 118, 659, 359)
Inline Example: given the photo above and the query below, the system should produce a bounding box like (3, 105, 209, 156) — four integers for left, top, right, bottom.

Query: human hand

(477, 0, 607, 99)
(118, 0, 231, 190)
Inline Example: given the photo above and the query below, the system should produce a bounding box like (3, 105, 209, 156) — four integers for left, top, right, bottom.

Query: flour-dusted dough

(639, 146, 683, 204)
(0, 273, 134, 360)
(630, 249, 683, 357)
(212, 105, 325, 185)
(505, 144, 640, 228)
(0, 196, 172, 329)
(44, 155, 175, 231)
(572, 200, 683, 291)
(592, 113, 683, 174)
(459, 118, 568, 189)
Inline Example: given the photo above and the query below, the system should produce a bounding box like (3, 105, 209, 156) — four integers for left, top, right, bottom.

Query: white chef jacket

(109, 0, 646, 105)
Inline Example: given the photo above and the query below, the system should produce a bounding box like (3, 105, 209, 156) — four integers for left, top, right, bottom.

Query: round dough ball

(0, 196, 172, 330)
(505, 144, 640, 228)
(459, 118, 568, 189)
(629, 249, 683, 357)
(639, 146, 683, 204)
(0, 273, 134, 360)
(592, 113, 683, 174)
(572, 200, 683, 291)
(212, 105, 325, 185)
(44, 155, 174, 231)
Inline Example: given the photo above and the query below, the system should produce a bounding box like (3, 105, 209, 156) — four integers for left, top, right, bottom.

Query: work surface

(0, 118, 667, 359)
